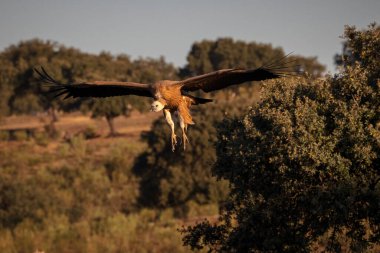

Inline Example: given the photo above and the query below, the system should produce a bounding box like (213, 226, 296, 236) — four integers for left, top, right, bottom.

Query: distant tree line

(0, 39, 177, 135)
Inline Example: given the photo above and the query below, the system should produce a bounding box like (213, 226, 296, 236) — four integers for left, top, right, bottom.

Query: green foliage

(0, 58, 15, 117)
(0, 131, 10, 141)
(182, 25, 380, 252)
(81, 126, 99, 140)
(135, 104, 230, 210)
(90, 98, 129, 120)
(33, 131, 50, 146)
(0, 209, 192, 253)
(335, 23, 380, 83)
(181, 37, 325, 79)
(182, 38, 283, 76)
(11, 130, 28, 141)
(0, 39, 73, 115)
(0, 138, 195, 253)
(181, 201, 219, 219)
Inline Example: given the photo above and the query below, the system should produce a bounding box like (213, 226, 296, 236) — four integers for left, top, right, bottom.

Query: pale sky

(1, 0, 379, 72)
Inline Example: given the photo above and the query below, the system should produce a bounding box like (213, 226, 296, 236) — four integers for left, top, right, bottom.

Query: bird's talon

(182, 134, 189, 150)
(172, 134, 178, 144)
(171, 134, 178, 151)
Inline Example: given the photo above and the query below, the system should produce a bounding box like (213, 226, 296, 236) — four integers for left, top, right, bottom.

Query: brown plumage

(35, 56, 297, 151)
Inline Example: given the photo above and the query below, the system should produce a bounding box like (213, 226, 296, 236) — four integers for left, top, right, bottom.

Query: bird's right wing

(35, 67, 153, 99)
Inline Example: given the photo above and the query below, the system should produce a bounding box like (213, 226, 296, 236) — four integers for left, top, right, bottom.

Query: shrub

(33, 131, 49, 147)
(11, 130, 28, 141)
(182, 24, 380, 253)
(0, 130, 10, 141)
(81, 126, 100, 140)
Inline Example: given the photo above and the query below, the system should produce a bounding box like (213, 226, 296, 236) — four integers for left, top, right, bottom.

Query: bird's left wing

(35, 67, 153, 99)
(181, 57, 298, 93)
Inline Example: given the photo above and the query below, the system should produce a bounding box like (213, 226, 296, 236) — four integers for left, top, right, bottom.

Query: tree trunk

(48, 106, 59, 123)
(46, 106, 58, 138)
(106, 115, 117, 137)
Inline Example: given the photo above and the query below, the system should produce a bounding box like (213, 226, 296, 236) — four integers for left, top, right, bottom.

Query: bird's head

(150, 100, 165, 112)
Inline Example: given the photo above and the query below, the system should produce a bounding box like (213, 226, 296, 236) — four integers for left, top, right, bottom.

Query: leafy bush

(182, 24, 380, 253)
(134, 103, 231, 210)
(81, 126, 100, 139)
(33, 131, 49, 146)
(0, 130, 10, 141)
(11, 130, 28, 141)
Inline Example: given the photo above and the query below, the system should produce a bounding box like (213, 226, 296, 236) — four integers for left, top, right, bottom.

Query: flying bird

(35, 56, 297, 151)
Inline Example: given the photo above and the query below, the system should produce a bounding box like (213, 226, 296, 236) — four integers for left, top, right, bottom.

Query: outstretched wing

(181, 55, 299, 93)
(35, 67, 153, 99)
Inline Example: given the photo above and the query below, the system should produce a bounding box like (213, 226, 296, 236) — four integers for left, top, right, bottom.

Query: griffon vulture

(35, 56, 297, 151)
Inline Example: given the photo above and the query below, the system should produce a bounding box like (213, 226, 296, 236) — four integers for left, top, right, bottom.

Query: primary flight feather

(36, 56, 297, 151)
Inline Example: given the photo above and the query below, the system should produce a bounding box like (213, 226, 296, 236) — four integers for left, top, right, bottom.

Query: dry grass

(0, 111, 159, 144)
(0, 111, 160, 170)
(0, 111, 159, 136)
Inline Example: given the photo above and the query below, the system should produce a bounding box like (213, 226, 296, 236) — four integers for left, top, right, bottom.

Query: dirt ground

(0, 111, 160, 138)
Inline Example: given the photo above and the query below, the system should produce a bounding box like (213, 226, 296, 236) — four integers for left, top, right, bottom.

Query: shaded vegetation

(182, 24, 380, 253)
(0, 139, 196, 253)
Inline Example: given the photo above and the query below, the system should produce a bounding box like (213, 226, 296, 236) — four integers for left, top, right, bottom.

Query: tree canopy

(181, 37, 325, 79)
(182, 24, 380, 253)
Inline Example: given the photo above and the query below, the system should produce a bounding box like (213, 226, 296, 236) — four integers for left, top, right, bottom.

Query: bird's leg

(179, 115, 189, 150)
(164, 109, 177, 151)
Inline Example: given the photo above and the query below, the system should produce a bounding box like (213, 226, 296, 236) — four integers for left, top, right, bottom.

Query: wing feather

(181, 55, 299, 93)
(35, 67, 153, 99)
